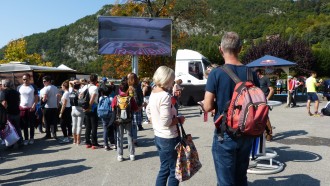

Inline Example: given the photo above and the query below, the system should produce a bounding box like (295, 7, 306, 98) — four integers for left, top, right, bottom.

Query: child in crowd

(112, 80, 138, 161)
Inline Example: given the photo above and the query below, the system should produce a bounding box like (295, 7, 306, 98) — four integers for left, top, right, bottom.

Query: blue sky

(0, 0, 116, 48)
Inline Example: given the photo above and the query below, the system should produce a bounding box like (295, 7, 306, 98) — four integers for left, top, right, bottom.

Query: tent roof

(57, 64, 75, 71)
(246, 55, 296, 67)
(0, 62, 76, 73)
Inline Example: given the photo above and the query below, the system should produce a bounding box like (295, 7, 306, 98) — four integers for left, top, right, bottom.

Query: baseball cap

(102, 77, 107, 82)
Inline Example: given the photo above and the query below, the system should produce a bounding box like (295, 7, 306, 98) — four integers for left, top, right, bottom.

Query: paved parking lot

(0, 100, 329, 186)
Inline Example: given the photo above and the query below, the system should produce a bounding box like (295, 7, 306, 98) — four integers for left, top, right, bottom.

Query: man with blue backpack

(98, 87, 113, 151)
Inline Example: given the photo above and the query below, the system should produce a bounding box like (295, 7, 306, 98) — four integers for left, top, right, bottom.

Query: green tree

(1, 39, 53, 66)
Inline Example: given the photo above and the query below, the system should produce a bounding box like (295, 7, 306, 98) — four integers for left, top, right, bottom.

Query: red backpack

(215, 65, 269, 140)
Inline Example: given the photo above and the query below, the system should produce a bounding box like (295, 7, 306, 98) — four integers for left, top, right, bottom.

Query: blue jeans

(101, 117, 110, 147)
(132, 111, 141, 141)
(212, 131, 254, 186)
(155, 136, 180, 186)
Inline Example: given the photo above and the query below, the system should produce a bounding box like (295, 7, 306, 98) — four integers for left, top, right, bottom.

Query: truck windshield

(188, 61, 204, 80)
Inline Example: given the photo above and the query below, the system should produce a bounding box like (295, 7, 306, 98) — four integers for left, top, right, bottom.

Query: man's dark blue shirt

(205, 64, 260, 121)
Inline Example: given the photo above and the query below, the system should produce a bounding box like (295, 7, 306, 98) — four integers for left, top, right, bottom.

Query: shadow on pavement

(273, 130, 308, 141)
(0, 138, 72, 163)
(270, 146, 322, 163)
(273, 130, 330, 147)
(136, 137, 155, 148)
(249, 174, 320, 186)
(0, 159, 91, 185)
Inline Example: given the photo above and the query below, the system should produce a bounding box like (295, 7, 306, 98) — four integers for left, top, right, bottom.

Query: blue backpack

(97, 96, 112, 118)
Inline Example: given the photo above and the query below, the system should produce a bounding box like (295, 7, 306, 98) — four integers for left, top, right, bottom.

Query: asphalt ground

(0, 100, 329, 186)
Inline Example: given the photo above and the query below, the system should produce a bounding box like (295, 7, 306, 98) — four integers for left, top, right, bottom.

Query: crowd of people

(1, 31, 329, 186)
(0, 65, 188, 185)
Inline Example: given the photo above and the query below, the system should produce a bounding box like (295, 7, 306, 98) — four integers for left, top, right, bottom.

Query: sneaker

(91, 146, 99, 149)
(62, 137, 70, 143)
(110, 144, 116, 149)
(130, 154, 135, 161)
(117, 155, 123, 162)
(313, 113, 321, 117)
(86, 144, 92, 148)
(104, 146, 112, 151)
(28, 139, 34, 145)
(138, 126, 144, 131)
(142, 121, 149, 125)
(91, 144, 102, 149)
(23, 140, 29, 146)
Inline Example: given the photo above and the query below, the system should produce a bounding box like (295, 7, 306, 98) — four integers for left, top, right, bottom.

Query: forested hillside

(1, 0, 330, 77)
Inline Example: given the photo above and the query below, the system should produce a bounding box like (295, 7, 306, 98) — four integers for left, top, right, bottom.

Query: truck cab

(175, 49, 211, 105)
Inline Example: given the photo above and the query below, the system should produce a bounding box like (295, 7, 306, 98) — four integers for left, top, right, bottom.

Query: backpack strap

(220, 65, 241, 84)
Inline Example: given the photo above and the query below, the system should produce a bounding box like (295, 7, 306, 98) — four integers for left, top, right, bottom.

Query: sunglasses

(23, 79, 27, 81)
(43, 80, 47, 83)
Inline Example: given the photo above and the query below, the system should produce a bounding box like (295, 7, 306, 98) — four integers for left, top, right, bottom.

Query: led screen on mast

(98, 16, 172, 56)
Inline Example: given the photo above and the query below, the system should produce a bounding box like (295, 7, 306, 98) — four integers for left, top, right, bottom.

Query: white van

(175, 49, 211, 105)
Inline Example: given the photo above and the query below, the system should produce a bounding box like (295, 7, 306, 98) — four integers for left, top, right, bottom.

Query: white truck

(175, 49, 211, 105)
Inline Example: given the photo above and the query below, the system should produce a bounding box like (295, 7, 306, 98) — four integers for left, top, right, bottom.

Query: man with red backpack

(203, 32, 260, 186)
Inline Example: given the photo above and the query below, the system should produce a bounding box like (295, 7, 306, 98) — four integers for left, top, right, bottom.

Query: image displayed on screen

(98, 16, 172, 56)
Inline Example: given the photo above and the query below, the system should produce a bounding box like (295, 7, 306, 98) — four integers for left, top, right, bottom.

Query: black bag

(321, 102, 330, 116)
(0, 104, 8, 130)
(69, 90, 79, 107)
(78, 87, 90, 110)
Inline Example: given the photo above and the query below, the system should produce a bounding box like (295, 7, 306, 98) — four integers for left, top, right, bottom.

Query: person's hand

(83, 108, 91, 112)
(178, 115, 185, 124)
(30, 106, 36, 112)
(59, 113, 62, 118)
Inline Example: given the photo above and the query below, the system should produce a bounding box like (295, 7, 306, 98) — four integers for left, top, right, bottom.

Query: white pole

(132, 55, 139, 76)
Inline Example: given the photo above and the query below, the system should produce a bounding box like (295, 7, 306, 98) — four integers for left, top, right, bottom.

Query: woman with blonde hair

(146, 66, 185, 186)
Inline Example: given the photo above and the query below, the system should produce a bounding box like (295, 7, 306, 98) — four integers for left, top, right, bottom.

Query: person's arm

(87, 85, 97, 111)
(267, 86, 274, 100)
(266, 78, 274, 100)
(146, 101, 151, 123)
(43, 88, 48, 102)
(0, 92, 7, 109)
(142, 86, 147, 97)
(30, 85, 39, 111)
(59, 96, 67, 118)
(89, 93, 96, 108)
(315, 79, 323, 87)
(203, 91, 215, 112)
(31, 94, 38, 112)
